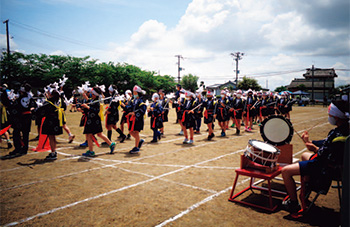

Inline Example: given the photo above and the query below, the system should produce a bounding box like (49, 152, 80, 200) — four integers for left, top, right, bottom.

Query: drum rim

(259, 115, 293, 146)
(248, 139, 280, 154)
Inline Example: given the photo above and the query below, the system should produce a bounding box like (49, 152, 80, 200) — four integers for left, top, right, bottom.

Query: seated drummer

(281, 99, 349, 213)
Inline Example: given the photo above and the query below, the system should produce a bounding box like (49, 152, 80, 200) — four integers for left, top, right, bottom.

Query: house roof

(303, 68, 337, 78)
(207, 80, 236, 89)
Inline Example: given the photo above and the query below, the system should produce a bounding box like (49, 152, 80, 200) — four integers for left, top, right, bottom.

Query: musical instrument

(259, 115, 293, 146)
(243, 140, 280, 169)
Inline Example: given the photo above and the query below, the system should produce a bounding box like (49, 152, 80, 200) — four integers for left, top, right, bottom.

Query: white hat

(152, 93, 159, 101)
(220, 90, 226, 95)
(133, 85, 146, 94)
(185, 91, 195, 98)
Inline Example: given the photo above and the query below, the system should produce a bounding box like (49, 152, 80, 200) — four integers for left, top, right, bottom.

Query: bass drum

(260, 115, 293, 146)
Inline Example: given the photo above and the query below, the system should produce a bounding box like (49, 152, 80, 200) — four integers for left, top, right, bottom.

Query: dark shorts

(299, 159, 319, 177)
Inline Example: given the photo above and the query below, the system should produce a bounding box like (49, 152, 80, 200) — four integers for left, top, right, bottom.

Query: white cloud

(50, 50, 66, 55)
(0, 34, 18, 52)
(96, 0, 349, 90)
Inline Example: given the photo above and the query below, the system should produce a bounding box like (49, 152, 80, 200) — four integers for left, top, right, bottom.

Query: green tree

(181, 74, 199, 91)
(0, 52, 178, 97)
(275, 86, 287, 92)
(296, 84, 307, 91)
(237, 76, 261, 90)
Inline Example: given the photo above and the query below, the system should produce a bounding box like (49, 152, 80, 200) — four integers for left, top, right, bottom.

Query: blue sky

(1, 0, 349, 90)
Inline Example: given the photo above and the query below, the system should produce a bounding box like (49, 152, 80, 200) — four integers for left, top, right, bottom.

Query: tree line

(1, 52, 267, 97)
(0, 52, 181, 97)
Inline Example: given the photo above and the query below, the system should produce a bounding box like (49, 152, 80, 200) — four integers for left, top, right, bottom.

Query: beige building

(288, 68, 337, 101)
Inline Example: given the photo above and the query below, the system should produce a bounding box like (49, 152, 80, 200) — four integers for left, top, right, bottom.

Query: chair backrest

(341, 136, 349, 227)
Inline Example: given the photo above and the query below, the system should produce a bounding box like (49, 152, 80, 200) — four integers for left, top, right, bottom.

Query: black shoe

(126, 134, 131, 140)
(157, 132, 161, 141)
(236, 129, 240, 135)
(282, 200, 301, 214)
(7, 142, 12, 149)
(8, 150, 21, 157)
(207, 136, 212, 141)
(138, 139, 144, 148)
(45, 152, 57, 160)
(117, 135, 123, 139)
(120, 134, 127, 143)
(150, 139, 158, 143)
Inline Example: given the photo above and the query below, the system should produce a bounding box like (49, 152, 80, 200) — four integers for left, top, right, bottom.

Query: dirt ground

(0, 106, 343, 226)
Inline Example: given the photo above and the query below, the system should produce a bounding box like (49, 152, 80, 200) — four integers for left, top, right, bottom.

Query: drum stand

(228, 165, 287, 212)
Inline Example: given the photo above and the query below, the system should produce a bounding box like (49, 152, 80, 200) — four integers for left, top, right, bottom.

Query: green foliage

(0, 52, 177, 97)
(296, 84, 307, 91)
(181, 74, 199, 91)
(237, 76, 262, 90)
(275, 85, 288, 92)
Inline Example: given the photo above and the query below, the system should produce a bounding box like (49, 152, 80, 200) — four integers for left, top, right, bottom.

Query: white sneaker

(179, 131, 184, 135)
(188, 140, 194, 144)
(183, 138, 189, 144)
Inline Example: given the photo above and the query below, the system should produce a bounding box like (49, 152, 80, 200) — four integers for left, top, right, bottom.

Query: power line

(9, 20, 105, 51)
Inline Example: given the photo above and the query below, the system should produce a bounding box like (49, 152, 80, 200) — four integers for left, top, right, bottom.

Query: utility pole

(230, 52, 244, 88)
(175, 55, 184, 83)
(311, 64, 314, 102)
(3, 19, 10, 55)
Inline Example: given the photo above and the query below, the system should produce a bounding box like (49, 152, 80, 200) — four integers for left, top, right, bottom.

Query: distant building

(287, 68, 337, 101)
(206, 80, 237, 96)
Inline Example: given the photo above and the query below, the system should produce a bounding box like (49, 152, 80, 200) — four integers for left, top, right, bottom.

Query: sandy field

(0, 105, 342, 226)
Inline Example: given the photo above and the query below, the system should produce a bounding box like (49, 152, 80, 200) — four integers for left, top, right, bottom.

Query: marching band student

(174, 84, 185, 135)
(7, 83, 37, 157)
(194, 91, 204, 134)
(282, 99, 349, 214)
(39, 85, 64, 160)
(230, 92, 237, 128)
(257, 91, 271, 125)
(216, 90, 230, 137)
(148, 93, 163, 143)
(268, 91, 276, 116)
(127, 85, 147, 154)
(76, 88, 90, 147)
(253, 91, 260, 125)
(120, 90, 132, 140)
(103, 85, 126, 145)
(203, 90, 217, 140)
(277, 92, 289, 117)
(181, 91, 196, 144)
(243, 89, 257, 132)
(158, 89, 169, 136)
(80, 86, 116, 157)
(59, 86, 75, 143)
(230, 90, 245, 135)
(284, 91, 293, 119)
(0, 85, 12, 149)
(69, 90, 78, 112)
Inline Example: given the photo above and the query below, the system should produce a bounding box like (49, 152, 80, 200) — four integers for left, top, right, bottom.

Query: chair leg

(337, 181, 342, 206)
(305, 192, 320, 213)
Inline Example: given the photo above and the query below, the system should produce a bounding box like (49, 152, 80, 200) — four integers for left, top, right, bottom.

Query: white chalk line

(0, 121, 325, 192)
(2, 116, 328, 226)
(155, 179, 251, 227)
(88, 159, 219, 194)
(155, 145, 310, 227)
(0, 165, 110, 192)
(3, 148, 246, 226)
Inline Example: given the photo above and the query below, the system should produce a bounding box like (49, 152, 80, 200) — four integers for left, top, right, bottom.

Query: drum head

(260, 115, 293, 146)
(249, 140, 278, 153)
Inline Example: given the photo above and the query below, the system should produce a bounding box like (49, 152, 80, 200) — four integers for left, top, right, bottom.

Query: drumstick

(276, 108, 305, 143)
(305, 121, 320, 133)
(190, 103, 203, 111)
